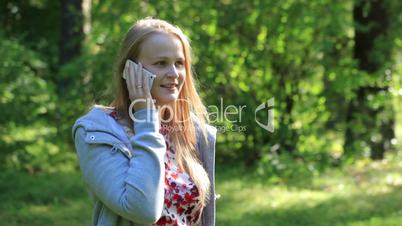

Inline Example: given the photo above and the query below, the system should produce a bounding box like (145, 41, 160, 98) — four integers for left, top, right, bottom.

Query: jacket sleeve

(73, 108, 166, 224)
(201, 125, 217, 226)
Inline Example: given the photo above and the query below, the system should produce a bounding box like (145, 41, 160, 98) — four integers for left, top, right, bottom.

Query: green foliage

(1, 2, 402, 226)
(0, 34, 69, 172)
(0, 35, 53, 124)
(1, 0, 402, 176)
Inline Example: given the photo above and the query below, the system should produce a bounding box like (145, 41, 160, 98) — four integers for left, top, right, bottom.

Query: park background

(1, 0, 402, 225)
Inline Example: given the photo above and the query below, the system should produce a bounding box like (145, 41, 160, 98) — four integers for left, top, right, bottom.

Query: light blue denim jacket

(72, 106, 217, 226)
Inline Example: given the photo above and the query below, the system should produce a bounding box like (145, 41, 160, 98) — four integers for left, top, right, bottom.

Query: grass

(1, 156, 402, 226)
(0, 171, 91, 226)
(216, 155, 402, 226)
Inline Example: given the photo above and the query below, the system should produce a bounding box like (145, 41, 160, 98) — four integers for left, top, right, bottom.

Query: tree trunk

(57, 0, 83, 135)
(59, 0, 83, 66)
(344, 0, 395, 160)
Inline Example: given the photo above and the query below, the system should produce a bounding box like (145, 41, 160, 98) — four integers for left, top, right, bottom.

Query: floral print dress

(104, 108, 202, 226)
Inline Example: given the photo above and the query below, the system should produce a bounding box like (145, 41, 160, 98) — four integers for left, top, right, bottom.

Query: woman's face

(137, 32, 186, 107)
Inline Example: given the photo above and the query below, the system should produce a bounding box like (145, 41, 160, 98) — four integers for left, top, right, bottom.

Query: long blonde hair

(110, 17, 211, 206)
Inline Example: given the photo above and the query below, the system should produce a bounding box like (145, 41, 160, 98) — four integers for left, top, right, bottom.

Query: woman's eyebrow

(153, 56, 185, 61)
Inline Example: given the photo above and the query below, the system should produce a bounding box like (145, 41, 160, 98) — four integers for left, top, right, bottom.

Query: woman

(72, 18, 217, 226)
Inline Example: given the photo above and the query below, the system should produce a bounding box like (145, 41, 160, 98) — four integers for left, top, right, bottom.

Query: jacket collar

(72, 106, 128, 142)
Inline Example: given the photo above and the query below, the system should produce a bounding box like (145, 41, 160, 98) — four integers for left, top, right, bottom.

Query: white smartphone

(123, 59, 156, 89)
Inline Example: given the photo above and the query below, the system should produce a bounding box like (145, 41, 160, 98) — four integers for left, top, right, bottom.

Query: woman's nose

(166, 65, 179, 78)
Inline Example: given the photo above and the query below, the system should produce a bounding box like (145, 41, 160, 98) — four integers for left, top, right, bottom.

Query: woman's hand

(124, 60, 155, 112)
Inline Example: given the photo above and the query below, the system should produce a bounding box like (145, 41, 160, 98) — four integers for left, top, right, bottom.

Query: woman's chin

(154, 95, 179, 106)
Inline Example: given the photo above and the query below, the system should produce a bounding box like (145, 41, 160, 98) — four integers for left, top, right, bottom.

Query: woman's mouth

(160, 84, 178, 89)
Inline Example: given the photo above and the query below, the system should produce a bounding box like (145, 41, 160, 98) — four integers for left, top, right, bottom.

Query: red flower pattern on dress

(153, 124, 202, 226)
(104, 109, 203, 226)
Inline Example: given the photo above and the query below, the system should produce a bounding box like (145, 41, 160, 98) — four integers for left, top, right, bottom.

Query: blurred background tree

(0, 0, 401, 180)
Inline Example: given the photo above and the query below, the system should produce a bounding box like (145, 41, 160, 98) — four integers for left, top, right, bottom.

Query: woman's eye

(176, 61, 184, 67)
(154, 61, 166, 66)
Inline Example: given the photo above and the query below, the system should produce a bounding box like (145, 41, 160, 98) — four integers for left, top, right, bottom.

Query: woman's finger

(137, 62, 144, 95)
(141, 63, 150, 95)
(123, 60, 129, 80)
(130, 60, 139, 94)
(136, 62, 141, 86)
(143, 72, 150, 96)
(126, 61, 135, 99)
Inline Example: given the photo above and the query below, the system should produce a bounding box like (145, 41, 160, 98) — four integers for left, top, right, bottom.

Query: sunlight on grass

(347, 213, 402, 226)
(216, 155, 402, 226)
(1, 157, 402, 226)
